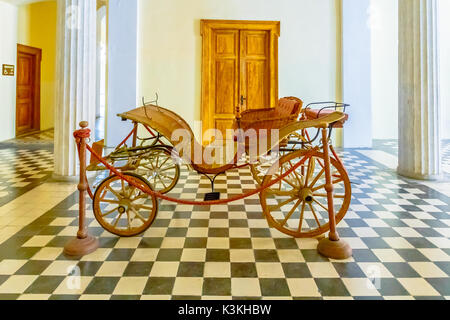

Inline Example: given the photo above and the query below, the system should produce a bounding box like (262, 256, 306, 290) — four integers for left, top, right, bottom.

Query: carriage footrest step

(204, 192, 220, 201)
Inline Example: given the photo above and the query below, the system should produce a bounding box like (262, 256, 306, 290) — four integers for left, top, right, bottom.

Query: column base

(397, 168, 442, 181)
(317, 237, 352, 260)
(52, 171, 98, 183)
(63, 235, 99, 257)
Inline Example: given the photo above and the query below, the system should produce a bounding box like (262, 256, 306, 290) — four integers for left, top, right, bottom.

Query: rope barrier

(85, 143, 317, 206)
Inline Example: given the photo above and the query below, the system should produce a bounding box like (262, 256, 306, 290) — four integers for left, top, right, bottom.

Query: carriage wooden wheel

(93, 173, 158, 237)
(250, 150, 289, 187)
(259, 149, 351, 238)
(135, 147, 180, 194)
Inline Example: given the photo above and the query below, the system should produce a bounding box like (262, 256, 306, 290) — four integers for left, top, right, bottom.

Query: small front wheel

(135, 147, 181, 194)
(93, 173, 158, 237)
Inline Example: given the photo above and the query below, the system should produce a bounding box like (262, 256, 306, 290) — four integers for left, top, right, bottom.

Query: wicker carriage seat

(239, 97, 303, 131)
(304, 109, 349, 128)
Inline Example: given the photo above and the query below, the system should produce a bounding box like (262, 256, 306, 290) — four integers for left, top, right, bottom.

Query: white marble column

(398, 0, 441, 180)
(54, 0, 97, 178)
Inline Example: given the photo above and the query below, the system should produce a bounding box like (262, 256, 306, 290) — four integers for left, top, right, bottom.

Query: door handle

(240, 95, 246, 106)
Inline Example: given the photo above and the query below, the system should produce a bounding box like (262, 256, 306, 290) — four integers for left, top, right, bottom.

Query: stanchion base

(63, 235, 99, 257)
(317, 237, 352, 260)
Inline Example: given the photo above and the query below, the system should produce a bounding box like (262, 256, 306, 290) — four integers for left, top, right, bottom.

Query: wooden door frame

(16, 44, 42, 136)
(200, 19, 280, 138)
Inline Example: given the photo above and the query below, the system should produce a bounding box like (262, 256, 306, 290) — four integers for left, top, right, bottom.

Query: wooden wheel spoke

(135, 204, 154, 211)
(100, 189, 108, 201)
(312, 178, 344, 192)
(288, 160, 304, 187)
(106, 185, 122, 199)
(313, 199, 329, 212)
(159, 172, 174, 180)
(112, 212, 124, 227)
(131, 207, 146, 223)
(131, 193, 148, 201)
(160, 165, 175, 172)
(158, 156, 170, 168)
(121, 179, 125, 194)
(126, 211, 132, 230)
(127, 186, 137, 198)
(100, 199, 120, 205)
(313, 193, 345, 199)
(155, 153, 160, 168)
(304, 157, 315, 187)
(280, 199, 301, 227)
(269, 196, 298, 212)
(265, 189, 294, 197)
(298, 201, 306, 232)
(309, 168, 325, 189)
(156, 175, 168, 188)
(273, 173, 298, 189)
(308, 203, 322, 228)
(102, 206, 119, 217)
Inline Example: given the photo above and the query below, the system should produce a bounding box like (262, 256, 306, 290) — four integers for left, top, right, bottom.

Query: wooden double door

(201, 20, 280, 139)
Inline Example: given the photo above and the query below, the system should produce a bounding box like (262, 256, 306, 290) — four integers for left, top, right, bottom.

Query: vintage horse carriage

(83, 97, 351, 251)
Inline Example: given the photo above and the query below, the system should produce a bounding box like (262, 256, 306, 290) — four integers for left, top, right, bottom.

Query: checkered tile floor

(374, 139, 450, 175)
(0, 146, 54, 206)
(5, 130, 54, 146)
(442, 140, 450, 174)
(0, 147, 449, 300)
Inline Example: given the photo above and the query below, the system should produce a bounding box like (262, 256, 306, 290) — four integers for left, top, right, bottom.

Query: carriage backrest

(275, 97, 303, 118)
(117, 105, 198, 159)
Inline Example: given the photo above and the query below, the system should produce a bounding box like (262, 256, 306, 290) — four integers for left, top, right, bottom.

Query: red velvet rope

(73, 128, 91, 139)
(85, 143, 316, 206)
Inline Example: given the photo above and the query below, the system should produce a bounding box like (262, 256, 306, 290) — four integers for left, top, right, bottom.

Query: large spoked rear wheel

(259, 149, 351, 238)
(93, 173, 158, 237)
(135, 147, 180, 194)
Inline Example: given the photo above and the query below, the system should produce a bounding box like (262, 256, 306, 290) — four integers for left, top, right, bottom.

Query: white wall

(137, 0, 339, 139)
(370, 0, 398, 140)
(342, 0, 372, 148)
(106, 0, 138, 146)
(439, 0, 450, 140)
(0, 1, 18, 142)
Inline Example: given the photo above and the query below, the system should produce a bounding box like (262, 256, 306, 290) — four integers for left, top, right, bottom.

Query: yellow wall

(17, 0, 57, 131)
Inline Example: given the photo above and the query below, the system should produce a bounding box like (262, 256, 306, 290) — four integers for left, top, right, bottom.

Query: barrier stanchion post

(317, 126, 352, 259)
(63, 121, 99, 257)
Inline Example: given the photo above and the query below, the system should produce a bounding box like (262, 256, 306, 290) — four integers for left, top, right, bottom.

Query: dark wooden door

(16, 44, 41, 136)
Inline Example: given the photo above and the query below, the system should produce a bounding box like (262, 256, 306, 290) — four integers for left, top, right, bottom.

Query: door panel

(215, 119, 235, 140)
(16, 53, 35, 133)
(16, 44, 41, 136)
(17, 102, 31, 128)
(211, 30, 239, 130)
(215, 60, 237, 114)
(240, 30, 270, 111)
(245, 60, 269, 111)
